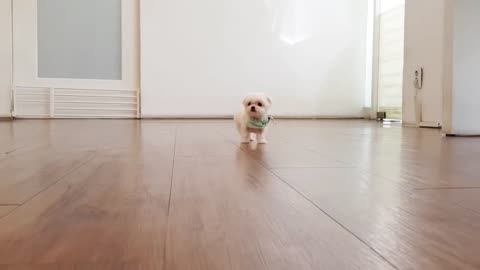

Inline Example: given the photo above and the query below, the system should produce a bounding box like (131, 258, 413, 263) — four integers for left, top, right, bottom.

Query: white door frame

(12, 0, 140, 118)
(364, 0, 381, 120)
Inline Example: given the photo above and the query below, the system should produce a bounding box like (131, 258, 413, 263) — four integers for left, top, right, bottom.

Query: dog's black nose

(250, 106, 256, 112)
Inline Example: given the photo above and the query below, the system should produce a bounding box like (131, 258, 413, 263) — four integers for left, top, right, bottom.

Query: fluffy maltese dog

(234, 93, 273, 144)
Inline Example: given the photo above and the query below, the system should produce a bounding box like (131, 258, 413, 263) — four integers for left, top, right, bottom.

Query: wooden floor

(1, 119, 480, 270)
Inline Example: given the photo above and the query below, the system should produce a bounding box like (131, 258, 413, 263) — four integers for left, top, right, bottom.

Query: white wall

(444, 0, 480, 135)
(0, 0, 12, 117)
(403, 0, 447, 126)
(141, 0, 369, 117)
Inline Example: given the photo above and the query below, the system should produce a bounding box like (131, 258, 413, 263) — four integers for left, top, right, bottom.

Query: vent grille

(13, 86, 139, 118)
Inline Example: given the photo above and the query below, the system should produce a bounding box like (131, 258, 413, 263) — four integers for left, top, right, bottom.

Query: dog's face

(243, 93, 272, 119)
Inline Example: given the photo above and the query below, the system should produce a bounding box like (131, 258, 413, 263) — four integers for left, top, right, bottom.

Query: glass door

(376, 0, 405, 120)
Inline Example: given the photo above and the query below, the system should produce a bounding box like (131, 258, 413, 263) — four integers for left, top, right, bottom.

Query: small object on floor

(377, 112, 387, 121)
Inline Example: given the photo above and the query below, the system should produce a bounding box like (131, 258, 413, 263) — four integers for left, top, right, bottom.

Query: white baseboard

(141, 114, 365, 120)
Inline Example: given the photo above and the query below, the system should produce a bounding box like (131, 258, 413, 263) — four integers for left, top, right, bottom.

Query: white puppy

(234, 93, 273, 144)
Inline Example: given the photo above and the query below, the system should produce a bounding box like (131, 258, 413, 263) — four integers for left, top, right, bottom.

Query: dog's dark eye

(247, 102, 252, 106)
(257, 102, 263, 107)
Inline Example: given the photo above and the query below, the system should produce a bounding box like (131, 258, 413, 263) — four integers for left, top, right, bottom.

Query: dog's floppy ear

(266, 96, 272, 106)
(242, 97, 249, 106)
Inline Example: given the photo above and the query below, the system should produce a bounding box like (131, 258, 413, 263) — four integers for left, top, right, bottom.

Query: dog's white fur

(234, 93, 272, 144)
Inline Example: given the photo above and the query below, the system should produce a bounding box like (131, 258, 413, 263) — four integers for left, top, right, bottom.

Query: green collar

(247, 116, 272, 129)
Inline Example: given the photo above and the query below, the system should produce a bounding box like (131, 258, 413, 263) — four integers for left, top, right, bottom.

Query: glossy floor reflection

(0, 119, 479, 270)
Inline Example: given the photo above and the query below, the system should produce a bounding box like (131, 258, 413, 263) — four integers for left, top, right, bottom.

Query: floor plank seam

(413, 189, 480, 216)
(451, 202, 480, 216)
(307, 149, 354, 168)
(0, 145, 55, 165)
(0, 206, 18, 220)
(163, 125, 178, 270)
(0, 151, 98, 222)
(166, 126, 178, 216)
(4, 146, 25, 155)
(359, 167, 436, 190)
(266, 169, 400, 270)
(231, 141, 399, 270)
